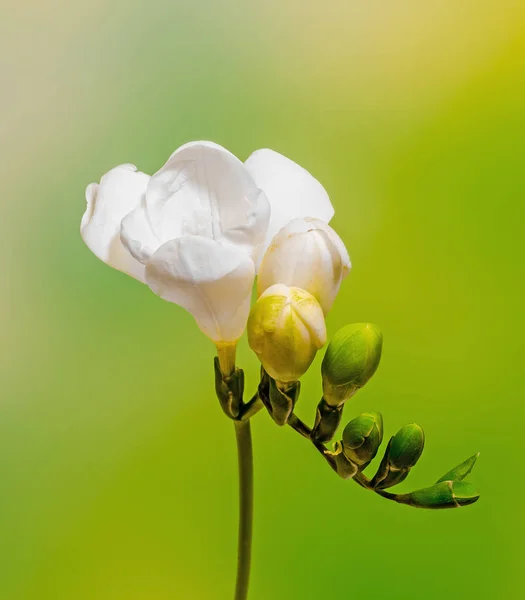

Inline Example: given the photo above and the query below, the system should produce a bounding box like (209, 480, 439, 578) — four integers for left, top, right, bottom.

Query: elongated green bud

(399, 481, 480, 509)
(372, 423, 425, 489)
(342, 411, 383, 468)
(321, 323, 382, 407)
(248, 284, 327, 383)
(435, 453, 480, 484)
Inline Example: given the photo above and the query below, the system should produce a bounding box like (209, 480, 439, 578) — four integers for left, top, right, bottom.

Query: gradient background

(2, 1, 524, 598)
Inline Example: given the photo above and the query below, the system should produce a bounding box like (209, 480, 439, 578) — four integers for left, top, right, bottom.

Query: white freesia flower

(81, 141, 341, 345)
(257, 218, 351, 314)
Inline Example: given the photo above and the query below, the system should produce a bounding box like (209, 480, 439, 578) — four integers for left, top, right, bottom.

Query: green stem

(287, 413, 337, 471)
(287, 413, 312, 439)
(233, 419, 254, 600)
(287, 412, 405, 502)
(353, 471, 405, 503)
(240, 394, 263, 421)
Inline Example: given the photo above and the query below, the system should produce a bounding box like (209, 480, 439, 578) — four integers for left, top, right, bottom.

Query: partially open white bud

(257, 218, 351, 314)
(247, 284, 327, 383)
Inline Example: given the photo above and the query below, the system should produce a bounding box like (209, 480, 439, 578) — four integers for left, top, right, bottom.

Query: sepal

(266, 378, 301, 426)
(214, 356, 244, 419)
(327, 441, 359, 480)
(311, 398, 343, 443)
(435, 453, 480, 484)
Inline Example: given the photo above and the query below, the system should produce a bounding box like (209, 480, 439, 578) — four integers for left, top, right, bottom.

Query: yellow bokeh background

(2, 1, 524, 598)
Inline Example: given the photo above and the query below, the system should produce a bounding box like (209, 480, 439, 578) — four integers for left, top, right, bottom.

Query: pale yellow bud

(247, 284, 327, 383)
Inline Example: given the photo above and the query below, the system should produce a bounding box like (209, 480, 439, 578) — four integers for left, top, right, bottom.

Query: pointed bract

(435, 453, 480, 484)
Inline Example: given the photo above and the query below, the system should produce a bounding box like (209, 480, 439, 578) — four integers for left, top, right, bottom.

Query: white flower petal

(257, 218, 351, 314)
(145, 141, 270, 256)
(120, 197, 161, 264)
(81, 164, 150, 282)
(145, 236, 255, 343)
(244, 149, 334, 251)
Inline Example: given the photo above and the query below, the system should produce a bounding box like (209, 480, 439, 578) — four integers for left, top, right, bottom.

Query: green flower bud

(372, 423, 425, 489)
(342, 411, 383, 468)
(389, 423, 425, 470)
(400, 481, 480, 509)
(248, 284, 327, 383)
(321, 323, 382, 406)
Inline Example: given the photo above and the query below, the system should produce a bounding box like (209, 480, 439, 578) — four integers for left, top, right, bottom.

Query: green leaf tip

(402, 480, 480, 509)
(435, 453, 480, 484)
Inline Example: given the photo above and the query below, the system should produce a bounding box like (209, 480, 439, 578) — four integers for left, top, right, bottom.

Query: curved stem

(287, 413, 337, 472)
(240, 394, 264, 421)
(287, 412, 406, 502)
(287, 413, 312, 439)
(353, 471, 405, 503)
(233, 419, 254, 600)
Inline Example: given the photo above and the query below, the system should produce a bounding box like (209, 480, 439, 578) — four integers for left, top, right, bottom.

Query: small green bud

(388, 423, 425, 470)
(400, 481, 480, 509)
(435, 453, 480, 484)
(321, 323, 382, 406)
(248, 284, 327, 383)
(342, 411, 383, 468)
(372, 423, 425, 489)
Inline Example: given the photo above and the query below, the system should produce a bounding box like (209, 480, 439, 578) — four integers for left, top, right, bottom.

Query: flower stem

(233, 419, 254, 600)
(217, 342, 237, 377)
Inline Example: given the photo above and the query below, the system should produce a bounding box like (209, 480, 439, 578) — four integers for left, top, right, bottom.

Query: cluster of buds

(245, 306, 480, 509)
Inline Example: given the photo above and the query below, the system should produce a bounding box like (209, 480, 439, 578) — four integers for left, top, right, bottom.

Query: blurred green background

(1, 1, 524, 598)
